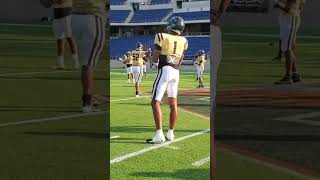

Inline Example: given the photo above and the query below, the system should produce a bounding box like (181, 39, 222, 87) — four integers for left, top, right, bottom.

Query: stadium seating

(110, 35, 209, 60)
(150, 0, 171, 4)
(130, 9, 172, 23)
(110, 0, 127, 5)
(110, 10, 131, 23)
(171, 11, 209, 21)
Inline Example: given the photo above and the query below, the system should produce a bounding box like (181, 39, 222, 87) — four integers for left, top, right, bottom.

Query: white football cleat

(146, 133, 166, 144)
(166, 130, 175, 141)
(73, 60, 80, 70)
(136, 95, 140, 98)
(82, 105, 92, 113)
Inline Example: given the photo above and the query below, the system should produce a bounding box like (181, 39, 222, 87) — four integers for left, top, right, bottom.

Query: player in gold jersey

(71, 0, 107, 112)
(147, 16, 188, 144)
(274, 0, 306, 84)
(130, 42, 146, 97)
(41, 0, 79, 69)
(194, 50, 207, 88)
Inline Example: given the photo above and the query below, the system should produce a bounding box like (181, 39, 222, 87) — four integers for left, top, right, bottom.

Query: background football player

(51, 0, 79, 69)
(71, 0, 107, 112)
(131, 42, 146, 97)
(124, 51, 134, 83)
(147, 16, 188, 144)
(274, 0, 306, 84)
(195, 50, 207, 88)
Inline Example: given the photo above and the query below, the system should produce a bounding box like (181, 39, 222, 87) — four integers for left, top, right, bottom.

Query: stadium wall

(221, 0, 320, 30)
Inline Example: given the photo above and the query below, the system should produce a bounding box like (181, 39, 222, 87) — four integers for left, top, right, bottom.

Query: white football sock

(156, 129, 164, 136)
(72, 54, 79, 68)
(168, 129, 174, 134)
(57, 56, 64, 67)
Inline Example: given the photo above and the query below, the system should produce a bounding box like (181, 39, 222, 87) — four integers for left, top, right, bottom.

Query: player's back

(73, 0, 106, 18)
(155, 33, 188, 68)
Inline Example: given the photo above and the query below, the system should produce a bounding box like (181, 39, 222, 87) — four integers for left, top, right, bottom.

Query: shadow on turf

(215, 134, 320, 142)
(24, 131, 107, 139)
(111, 126, 203, 133)
(130, 168, 209, 179)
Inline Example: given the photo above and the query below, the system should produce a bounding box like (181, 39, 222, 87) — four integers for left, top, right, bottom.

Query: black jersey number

(173, 41, 177, 54)
(132, 54, 139, 61)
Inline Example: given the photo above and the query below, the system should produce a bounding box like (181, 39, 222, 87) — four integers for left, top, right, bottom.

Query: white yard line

(0, 68, 106, 77)
(225, 32, 320, 39)
(274, 112, 320, 126)
(164, 146, 179, 150)
(110, 136, 120, 139)
(192, 157, 210, 167)
(0, 23, 51, 28)
(0, 111, 107, 128)
(110, 129, 209, 164)
(221, 148, 318, 180)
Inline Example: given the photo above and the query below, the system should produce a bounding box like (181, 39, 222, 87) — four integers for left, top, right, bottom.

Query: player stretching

(147, 16, 188, 144)
(131, 43, 146, 97)
(124, 51, 134, 83)
(71, 0, 106, 112)
(274, 0, 305, 84)
(44, 0, 79, 69)
(195, 50, 207, 88)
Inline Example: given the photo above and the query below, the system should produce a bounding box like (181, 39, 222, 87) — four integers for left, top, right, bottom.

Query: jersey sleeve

(184, 38, 189, 51)
(154, 33, 163, 47)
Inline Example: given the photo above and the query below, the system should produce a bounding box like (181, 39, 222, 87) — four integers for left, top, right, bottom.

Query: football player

(71, 0, 107, 112)
(274, 0, 306, 84)
(131, 42, 146, 97)
(124, 51, 134, 83)
(50, 0, 79, 69)
(211, 0, 230, 176)
(147, 16, 188, 144)
(195, 50, 207, 88)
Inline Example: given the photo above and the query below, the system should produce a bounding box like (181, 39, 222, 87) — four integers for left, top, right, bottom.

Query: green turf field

(215, 28, 320, 179)
(110, 68, 211, 179)
(0, 24, 108, 179)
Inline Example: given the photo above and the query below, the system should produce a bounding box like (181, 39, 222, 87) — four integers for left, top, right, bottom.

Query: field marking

(110, 129, 210, 164)
(220, 147, 318, 180)
(274, 112, 320, 126)
(197, 97, 210, 102)
(225, 32, 320, 39)
(0, 23, 51, 28)
(192, 156, 210, 167)
(0, 68, 107, 77)
(164, 145, 179, 150)
(111, 136, 120, 139)
(0, 111, 107, 128)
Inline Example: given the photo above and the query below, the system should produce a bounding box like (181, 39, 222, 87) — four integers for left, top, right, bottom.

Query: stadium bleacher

(110, 35, 209, 60)
(130, 9, 172, 23)
(150, 0, 171, 5)
(171, 11, 209, 21)
(110, 10, 131, 23)
(110, 0, 127, 5)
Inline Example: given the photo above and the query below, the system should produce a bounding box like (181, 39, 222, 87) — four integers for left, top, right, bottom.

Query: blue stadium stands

(110, 35, 209, 60)
(110, 0, 127, 5)
(130, 9, 172, 23)
(150, 0, 171, 4)
(110, 10, 131, 23)
(171, 11, 209, 21)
